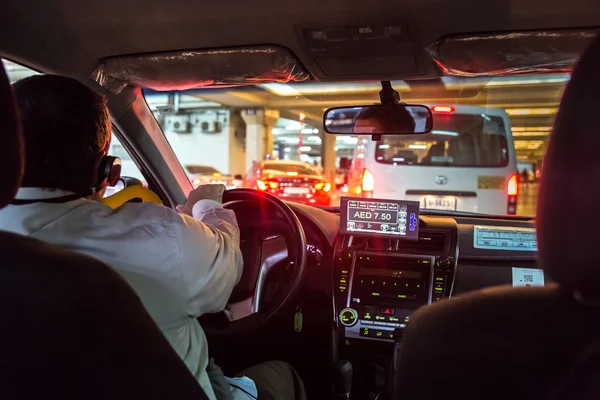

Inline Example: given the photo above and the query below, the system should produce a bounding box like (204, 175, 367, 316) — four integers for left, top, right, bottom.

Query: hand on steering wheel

(201, 189, 308, 335)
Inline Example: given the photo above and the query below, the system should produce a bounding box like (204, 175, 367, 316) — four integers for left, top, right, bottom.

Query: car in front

(186, 165, 242, 190)
(344, 105, 518, 215)
(244, 160, 332, 206)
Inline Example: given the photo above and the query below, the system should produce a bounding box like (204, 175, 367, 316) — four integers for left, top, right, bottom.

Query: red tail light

(432, 105, 455, 113)
(257, 180, 268, 191)
(362, 168, 375, 192)
(507, 174, 518, 196)
(507, 173, 518, 215)
(257, 179, 279, 191)
(314, 182, 332, 192)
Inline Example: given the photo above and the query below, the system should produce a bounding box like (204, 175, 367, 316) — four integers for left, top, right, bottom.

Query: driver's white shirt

(0, 188, 247, 400)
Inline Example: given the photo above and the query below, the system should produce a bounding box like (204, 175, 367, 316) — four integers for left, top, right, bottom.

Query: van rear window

(374, 114, 509, 167)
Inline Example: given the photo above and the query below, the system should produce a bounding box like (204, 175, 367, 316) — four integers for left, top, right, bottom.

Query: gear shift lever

(332, 359, 353, 399)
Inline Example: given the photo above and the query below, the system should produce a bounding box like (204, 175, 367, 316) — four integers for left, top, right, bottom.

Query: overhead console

(300, 23, 440, 81)
(334, 197, 458, 343)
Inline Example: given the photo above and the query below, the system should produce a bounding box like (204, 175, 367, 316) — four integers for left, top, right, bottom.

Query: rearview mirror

(323, 105, 433, 135)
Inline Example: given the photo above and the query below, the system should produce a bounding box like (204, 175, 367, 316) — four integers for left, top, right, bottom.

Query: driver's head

(353, 106, 417, 134)
(13, 75, 111, 194)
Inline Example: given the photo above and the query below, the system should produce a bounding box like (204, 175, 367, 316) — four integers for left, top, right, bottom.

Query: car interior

(0, 56, 209, 400)
(3, 0, 600, 399)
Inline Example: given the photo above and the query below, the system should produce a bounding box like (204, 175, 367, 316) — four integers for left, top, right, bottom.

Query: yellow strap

(99, 185, 162, 209)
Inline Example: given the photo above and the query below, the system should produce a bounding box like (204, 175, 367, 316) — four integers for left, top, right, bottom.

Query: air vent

(344, 235, 367, 249)
(367, 237, 394, 250)
(397, 231, 448, 254)
(343, 230, 448, 254)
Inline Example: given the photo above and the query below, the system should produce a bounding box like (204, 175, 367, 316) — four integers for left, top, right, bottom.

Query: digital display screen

(340, 197, 420, 240)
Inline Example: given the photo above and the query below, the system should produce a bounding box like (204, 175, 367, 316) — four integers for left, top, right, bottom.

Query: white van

(347, 105, 519, 215)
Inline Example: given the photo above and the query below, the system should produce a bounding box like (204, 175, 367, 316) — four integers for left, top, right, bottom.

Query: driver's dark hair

(12, 74, 111, 192)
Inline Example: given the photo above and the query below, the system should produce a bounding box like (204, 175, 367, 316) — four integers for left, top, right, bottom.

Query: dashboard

(285, 196, 540, 395)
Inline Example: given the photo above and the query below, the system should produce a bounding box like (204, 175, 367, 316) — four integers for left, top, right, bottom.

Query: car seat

(390, 33, 600, 400)
(0, 61, 208, 399)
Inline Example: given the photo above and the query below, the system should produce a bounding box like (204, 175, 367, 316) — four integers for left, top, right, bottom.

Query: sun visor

(427, 29, 598, 77)
(91, 45, 310, 93)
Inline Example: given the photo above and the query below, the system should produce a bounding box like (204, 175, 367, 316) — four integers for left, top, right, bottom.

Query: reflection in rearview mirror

(323, 105, 433, 135)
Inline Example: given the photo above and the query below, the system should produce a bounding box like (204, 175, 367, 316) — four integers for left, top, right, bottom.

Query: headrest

(0, 61, 24, 208)
(537, 33, 600, 296)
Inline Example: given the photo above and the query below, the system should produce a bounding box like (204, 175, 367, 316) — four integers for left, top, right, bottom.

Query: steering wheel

(100, 183, 308, 334)
(201, 188, 308, 335)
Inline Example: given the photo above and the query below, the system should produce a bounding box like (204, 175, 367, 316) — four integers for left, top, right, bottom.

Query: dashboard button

(339, 308, 358, 327)
(380, 307, 395, 315)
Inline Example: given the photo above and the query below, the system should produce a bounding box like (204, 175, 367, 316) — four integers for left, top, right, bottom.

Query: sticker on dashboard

(473, 225, 537, 251)
(512, 267, 544, 287)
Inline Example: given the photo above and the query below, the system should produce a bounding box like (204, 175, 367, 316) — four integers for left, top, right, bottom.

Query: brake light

(507, 174, 518, 196)
(362, 168, 375, 192)
(257, 180, 268, 191)
(315, 182, 332, 192)
(257, 179, 279, 190)
(286, 171, 299, 177)
(432, 105, 455, 113)
(192, 178, 202, 188)
(507, 173, 518, 215)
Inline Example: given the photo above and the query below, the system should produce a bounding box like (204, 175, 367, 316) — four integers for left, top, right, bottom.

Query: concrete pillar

(264, 109, 279, 156)
(321, 132, 337, 186)
(241, 109, 279, 167)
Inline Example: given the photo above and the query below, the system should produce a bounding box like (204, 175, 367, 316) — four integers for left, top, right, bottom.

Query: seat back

(552, 342, 600, 400)
(0, 62, 208, 398)
(392, 32, 600, 400)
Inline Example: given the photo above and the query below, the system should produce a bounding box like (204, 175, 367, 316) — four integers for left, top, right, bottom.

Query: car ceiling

(2, 0, 600, 82)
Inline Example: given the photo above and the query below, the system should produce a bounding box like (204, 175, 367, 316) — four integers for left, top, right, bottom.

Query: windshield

(144, 74, 568, 217)
(375, 114, 508, 167)
(186, 165, 221, 175)
(263, 162, 320, 176)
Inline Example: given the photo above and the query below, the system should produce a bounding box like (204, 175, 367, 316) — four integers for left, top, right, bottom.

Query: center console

(339, 252, 438, 341)
(335, 197, 457, 343)
(333, 197, 458, 397)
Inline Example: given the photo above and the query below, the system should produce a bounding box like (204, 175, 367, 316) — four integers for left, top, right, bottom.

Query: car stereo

(338, 253, 436, 341)
(339, 197, 420, 240)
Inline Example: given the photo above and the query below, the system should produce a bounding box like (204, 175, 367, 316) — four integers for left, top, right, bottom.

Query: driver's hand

(176, 184, 226, 216)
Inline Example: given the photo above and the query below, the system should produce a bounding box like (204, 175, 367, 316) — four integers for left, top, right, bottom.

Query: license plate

(425, 196, 456, 210)
(283, 187, 310, 195)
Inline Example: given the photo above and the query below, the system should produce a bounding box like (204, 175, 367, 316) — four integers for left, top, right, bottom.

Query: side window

(3, 59, 40, 83)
